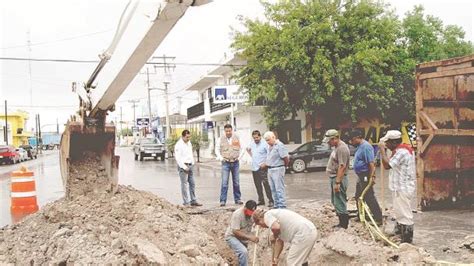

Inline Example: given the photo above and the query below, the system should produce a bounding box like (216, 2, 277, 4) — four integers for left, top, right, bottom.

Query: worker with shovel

(253, 209, 317, 266)
(225, 200, 259, 266)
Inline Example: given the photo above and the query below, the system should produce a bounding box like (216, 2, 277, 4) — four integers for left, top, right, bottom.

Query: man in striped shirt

(379, 130, 416, 243)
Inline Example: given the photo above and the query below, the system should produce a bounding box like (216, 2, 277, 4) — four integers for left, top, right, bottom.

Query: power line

(0, 29, 113, 50)
(0, 57, 98, 63)
(0, 56, 246, 67)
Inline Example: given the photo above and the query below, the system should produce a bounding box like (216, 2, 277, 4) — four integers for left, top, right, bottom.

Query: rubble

(65, 151, 116, 199)
(0, 185, 227, 264)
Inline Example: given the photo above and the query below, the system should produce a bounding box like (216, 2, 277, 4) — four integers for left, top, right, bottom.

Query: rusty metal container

(415, 54, 474, 210)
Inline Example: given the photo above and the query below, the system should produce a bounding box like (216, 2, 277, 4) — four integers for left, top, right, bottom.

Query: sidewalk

(194, 157, 252, 173)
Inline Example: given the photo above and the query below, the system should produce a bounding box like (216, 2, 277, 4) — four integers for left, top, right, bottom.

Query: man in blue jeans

(216, 124, 245, 206)
(225, 200, 259, 266)
(261, 131, 289, 209)
(174, 130, 202, 207)
(246, 130, 274, 207)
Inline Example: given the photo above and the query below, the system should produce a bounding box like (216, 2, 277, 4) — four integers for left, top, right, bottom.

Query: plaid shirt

(388, 148, 416, 194)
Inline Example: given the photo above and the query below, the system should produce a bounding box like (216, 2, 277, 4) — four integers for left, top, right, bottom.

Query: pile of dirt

(66, 151, 115, 199)
(0, 185, 228, 264)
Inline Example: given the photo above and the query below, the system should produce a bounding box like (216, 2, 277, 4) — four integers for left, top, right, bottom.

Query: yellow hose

(358, 176, 399, 248)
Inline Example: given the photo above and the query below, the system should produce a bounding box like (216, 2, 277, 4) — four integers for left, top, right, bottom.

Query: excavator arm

(60, 0, 211, 199)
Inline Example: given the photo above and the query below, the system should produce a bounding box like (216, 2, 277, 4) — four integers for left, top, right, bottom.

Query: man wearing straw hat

(379, 130, 416, 243)
(225, 200, 259, 266)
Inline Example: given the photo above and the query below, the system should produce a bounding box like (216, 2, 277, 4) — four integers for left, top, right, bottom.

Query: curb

(196, 162, 252, 173)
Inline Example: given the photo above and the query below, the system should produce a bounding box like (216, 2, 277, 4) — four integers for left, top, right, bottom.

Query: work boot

(400, 224, 414, 243)
(394, 222, 402, 235)
(333, 214, 343, 228)
(340, 214, 349, 229)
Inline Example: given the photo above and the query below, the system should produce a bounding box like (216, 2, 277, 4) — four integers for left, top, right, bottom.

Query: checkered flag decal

(406, 124, 417, 146)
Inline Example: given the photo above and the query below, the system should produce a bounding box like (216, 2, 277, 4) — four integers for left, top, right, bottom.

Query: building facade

(0, 111, 34, 147)
(186, 55, 307, 159)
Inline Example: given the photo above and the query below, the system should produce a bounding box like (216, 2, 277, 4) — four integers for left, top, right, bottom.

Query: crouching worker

(225, 200, 259, 266)
(253, 209, 317, 266)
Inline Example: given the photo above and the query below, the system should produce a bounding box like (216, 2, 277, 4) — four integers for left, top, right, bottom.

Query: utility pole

(120, 106, 123, 136)
(152, 54, 176, 74)
(128, 99, 139, 131)
(56, 118, 59, 134)
(27, 30, 33, 106)
(35, 114, 39, 153)
(164, 81, 170, 139)
(146, 68, 153, 133)
(38, 114, 42, 154)
(140, 66, 157, 134)
(150, 55, 175, 139)
(4, 100, 8, 145)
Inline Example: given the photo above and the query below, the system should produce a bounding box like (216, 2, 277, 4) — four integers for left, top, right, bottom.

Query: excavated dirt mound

(0, 186, 228, 264)
(1, 191, 469, 265)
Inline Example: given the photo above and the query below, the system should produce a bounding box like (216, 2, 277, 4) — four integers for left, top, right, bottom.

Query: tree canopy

(232, 0, 473, 128)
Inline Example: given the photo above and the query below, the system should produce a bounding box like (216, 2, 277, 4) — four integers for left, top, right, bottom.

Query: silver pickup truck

(133, 137, 166, 161)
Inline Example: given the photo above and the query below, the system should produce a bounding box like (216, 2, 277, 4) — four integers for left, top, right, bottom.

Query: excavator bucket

(59, 121, 119, 199)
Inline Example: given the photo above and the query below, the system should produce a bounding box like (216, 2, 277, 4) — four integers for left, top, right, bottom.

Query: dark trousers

(355, 171, 383, 222)
(252, 169, 273, 204)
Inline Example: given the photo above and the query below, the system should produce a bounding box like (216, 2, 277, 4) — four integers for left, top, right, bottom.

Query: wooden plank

(420, 129, 474, 136)
(420, 134, 434, 155)
(420, 111, 439, 130)
(417, 54, 474, 69)
(419, 67, 474, 80)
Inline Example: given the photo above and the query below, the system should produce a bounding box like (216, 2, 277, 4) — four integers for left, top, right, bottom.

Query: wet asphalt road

(0, 147, 472, 262)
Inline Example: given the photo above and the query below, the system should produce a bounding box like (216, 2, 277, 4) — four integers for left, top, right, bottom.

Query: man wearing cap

(379, 130, 416, 243)
(324, 129, 351, 229)
(225, 200, 259, 266)
(261, 131, 289, 209)
(246, 130, 274, 208)
(253, 208, 317, 266)
(350, 130, 382, 224)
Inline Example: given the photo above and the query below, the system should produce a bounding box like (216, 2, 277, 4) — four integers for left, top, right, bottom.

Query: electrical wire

(0, 56, 246, 67)
(0, 29, 113, 50)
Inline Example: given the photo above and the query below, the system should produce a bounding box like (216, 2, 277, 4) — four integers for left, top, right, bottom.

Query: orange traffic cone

(10, 166, 39, 222)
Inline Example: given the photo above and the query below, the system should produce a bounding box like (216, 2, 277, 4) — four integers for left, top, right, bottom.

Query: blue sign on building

(214, 88, 227, 101)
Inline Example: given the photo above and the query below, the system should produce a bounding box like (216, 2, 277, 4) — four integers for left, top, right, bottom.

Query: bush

(165, 135, 180, 158)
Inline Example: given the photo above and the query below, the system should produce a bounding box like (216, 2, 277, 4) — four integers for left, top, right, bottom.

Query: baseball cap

(380, 130, 402, 143)
(323, 129, 339, 143)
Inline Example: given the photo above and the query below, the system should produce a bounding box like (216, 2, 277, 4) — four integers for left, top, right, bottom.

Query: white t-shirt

(263, 209, 315, 243)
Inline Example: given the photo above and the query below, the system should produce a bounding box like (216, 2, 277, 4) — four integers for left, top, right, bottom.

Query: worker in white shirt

(215, 124, 246, 207)
(174, 130, 202, 207)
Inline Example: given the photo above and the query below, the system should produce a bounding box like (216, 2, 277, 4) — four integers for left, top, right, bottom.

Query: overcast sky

(1, 0, 473, 132)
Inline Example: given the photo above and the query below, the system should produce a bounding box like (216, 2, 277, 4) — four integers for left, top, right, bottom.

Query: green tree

(165, 135, 180, 158)
(232, 1, 473, 128)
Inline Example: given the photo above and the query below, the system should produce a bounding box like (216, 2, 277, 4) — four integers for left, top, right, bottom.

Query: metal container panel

(416, 54, 474, 210)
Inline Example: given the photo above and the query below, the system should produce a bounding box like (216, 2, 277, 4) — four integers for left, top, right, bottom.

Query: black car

(289, 141, 356, 173)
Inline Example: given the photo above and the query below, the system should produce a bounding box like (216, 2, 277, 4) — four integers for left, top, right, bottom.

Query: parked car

(0, 145, 20, 165)
(20, 145, 38, 160)
(133, 137, 166, 161)
(16, 148, 29, 162)
(289, 141, 356, 173)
